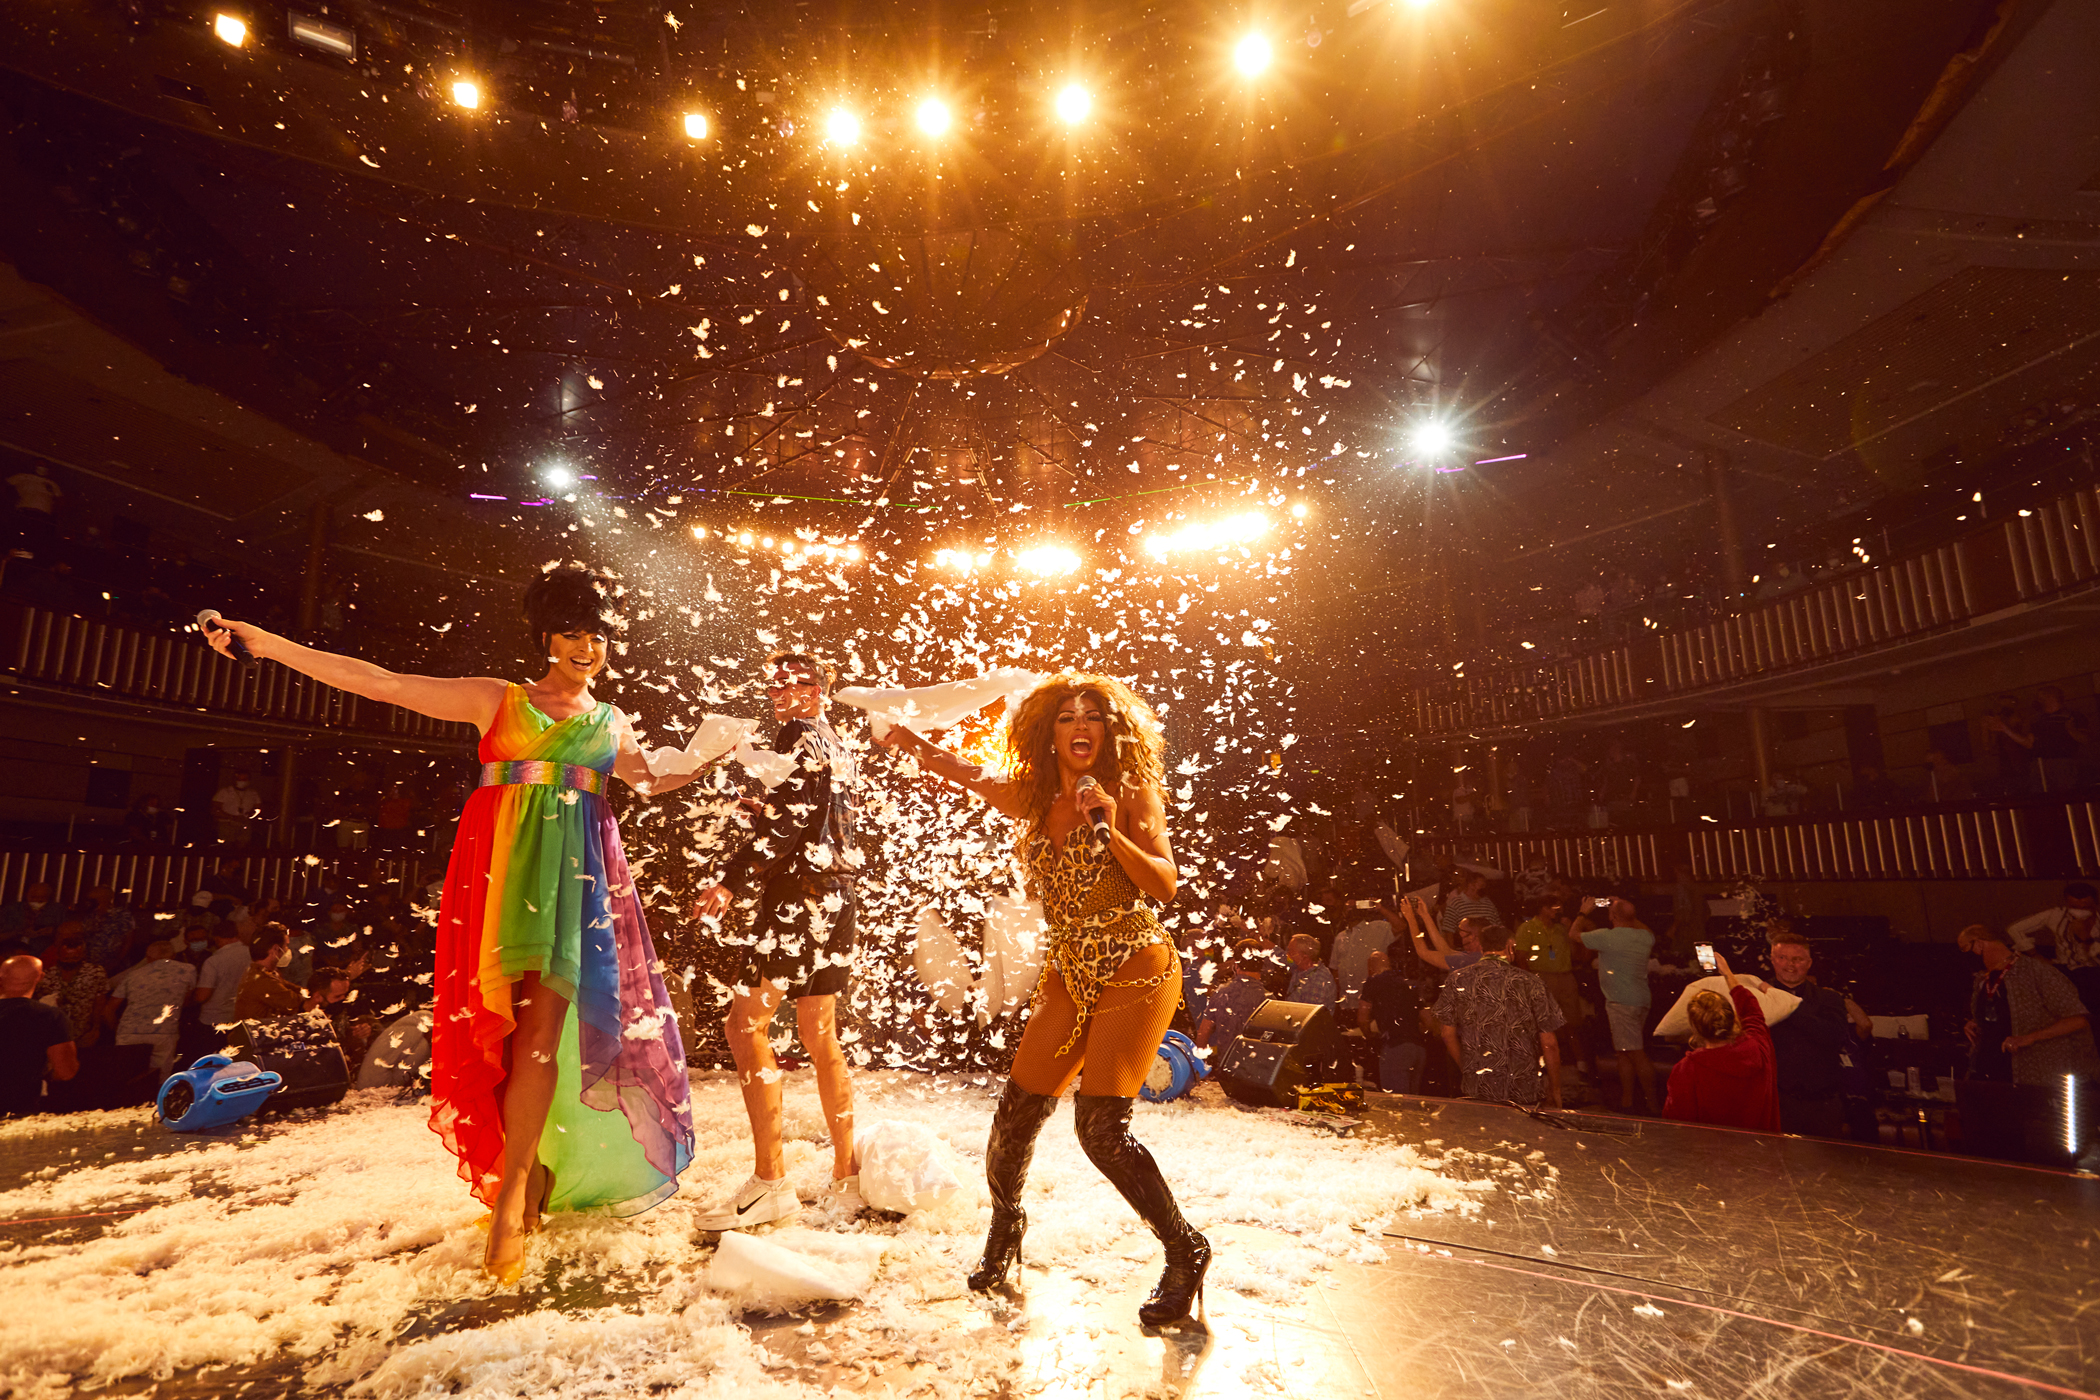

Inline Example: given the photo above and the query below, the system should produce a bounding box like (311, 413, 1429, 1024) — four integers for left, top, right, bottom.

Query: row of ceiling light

(203, 10, 1406, 146)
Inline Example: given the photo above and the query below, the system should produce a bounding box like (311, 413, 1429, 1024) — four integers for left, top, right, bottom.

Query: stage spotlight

(683, 111, 709, 140)
(916, 98, 951, 136)
(451, 78, 482, 110)
(738, 531, 756, 547)
(289, 11, 356, 60)
(212, 12, 248, 46)
(1016, 545, 1081, 576)
(1234, 33, 1273, 76)
(1408, 419, 1453, 459)
(1144, 512, 1270, 558)
(1290, 502, 1308, 519)
(825, 108, 861, 146)
(542, 464, 576, 490)
(1055, 84, 1091, 124)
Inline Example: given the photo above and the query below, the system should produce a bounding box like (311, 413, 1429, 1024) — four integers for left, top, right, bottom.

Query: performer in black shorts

(693, 651, 865, 1228)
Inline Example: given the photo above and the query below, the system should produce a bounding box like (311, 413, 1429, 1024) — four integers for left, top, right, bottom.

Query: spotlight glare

(737, 531, 755, 547)
(212, 12, 248, 46)
(825, 108, 861, 146)
(450, 78, 481, 110)
(1144, 512, 1271, 559)
(1290, 502, 1308, 518)
(916, 98, 951, 136)
(1408, 420, 1454, 459)
(1016, 544, 1082, 577)
(683, 111, 709, 140)
(1055, 84, 1091, 124)
(542, 464, 576, 490)
(1234, 33, 1273, 76)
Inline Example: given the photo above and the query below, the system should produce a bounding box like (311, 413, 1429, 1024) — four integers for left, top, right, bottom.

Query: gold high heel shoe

(482, 1223, 526, 1288)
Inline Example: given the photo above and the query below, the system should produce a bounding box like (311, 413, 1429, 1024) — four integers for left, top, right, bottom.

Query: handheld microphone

(1076, 775, 1111, 845)
(196, 609, 255, 663)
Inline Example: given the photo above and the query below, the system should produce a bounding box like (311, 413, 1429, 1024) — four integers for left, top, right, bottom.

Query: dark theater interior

(0, 0, 2096, 1394)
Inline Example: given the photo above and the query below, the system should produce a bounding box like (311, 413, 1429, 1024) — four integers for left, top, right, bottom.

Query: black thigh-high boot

(1073, 1094, 1211, 1327)
(969, 1079, 1060, 1291)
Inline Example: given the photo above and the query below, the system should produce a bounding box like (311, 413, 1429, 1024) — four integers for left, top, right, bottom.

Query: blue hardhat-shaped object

(156, 1055, 282, 1132)
(1139, 1030, 1209, 1104)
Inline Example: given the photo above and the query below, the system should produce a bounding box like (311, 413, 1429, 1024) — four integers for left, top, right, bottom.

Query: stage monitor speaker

(230, 1008, 351, 1111)
(1215, 999, 1336, 1108)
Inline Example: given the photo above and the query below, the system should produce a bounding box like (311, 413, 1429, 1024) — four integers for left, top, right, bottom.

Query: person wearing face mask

(235, 924, 323, 1021)
(123, 793, 169, 846)
(34, 922, 109, 1052)
(2007, 882, 2100, 1007)
(212, 768, 262, 848)
(200, 564, 724, 1287)
(880, 673, 1208, 1329)
(0, 883, 62, 954)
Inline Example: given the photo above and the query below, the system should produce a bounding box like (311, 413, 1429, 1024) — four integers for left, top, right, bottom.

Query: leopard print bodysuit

(1026, 824, 1174, 1056)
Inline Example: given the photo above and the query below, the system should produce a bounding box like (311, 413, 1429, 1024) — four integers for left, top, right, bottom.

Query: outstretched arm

(875, 724, 1026, 819)
(203, 617, 506, 729)
(610, 710, 724, 797)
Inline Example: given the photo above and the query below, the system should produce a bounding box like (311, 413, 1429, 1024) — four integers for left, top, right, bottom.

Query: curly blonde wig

(1001, 672, 1166, 836)
(1686, 989, 1739, 1045)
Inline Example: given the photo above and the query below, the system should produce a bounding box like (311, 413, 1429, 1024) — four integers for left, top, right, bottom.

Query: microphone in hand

(196, 609, 255, 663)
(1076, 775, 1111, 844)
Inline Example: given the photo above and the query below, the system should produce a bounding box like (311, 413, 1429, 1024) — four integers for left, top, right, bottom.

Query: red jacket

(1663, 985, 1781, 1133)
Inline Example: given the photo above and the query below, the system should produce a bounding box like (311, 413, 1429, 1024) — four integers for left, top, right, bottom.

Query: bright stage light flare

(1056, 84, 1091, 124)
(1015, 545, 1082, 577)
(451, 79, 481, 110)
(1291, 501, 1308, 518)
(1409, 420, 1454, 458)
(683, 111, 709, 140)
(916, 98, 951, 136)
(1235, 33, 1273, 76)
(1144, 512, 1270, 558)
(542, 464, 576, 490)
(933, 548, 994, 573)
(825, 108, 861, 146)
(212, 12, 248, 46)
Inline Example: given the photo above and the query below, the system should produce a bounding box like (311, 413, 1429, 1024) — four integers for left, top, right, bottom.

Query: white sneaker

(694, 1174, 800, 1231)
(825, 1174, 868, 1217)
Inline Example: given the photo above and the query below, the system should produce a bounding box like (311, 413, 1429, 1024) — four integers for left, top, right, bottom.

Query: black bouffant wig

(523, 564, 619, 658)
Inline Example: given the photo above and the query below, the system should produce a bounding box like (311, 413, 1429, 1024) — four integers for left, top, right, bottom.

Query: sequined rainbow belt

(478, 760, 608, 796)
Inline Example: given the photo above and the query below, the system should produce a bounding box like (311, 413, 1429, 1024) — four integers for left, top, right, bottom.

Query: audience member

(0, 882, 63, 951)
(199, 856, 254, 907)
(1513, 896, 1587, 1066)
(1357, 948, 1430, 1093)
(235, 924, 320, 1020)
(212, 768, 262, 847)
(1661, 951, 1778, 1129)
(1194, 940, 1273, 1064)
(1388, 895, 1483, 973)
(189, 920, 252, 1037)
(1438, 869, 1504, 935)
(1982, 698, 2035, 795)
(77, 885, 136, 974)
(106, 937, 195, 1075)
(1432, 924, 1565, 1108)
(2006, 883, 2099, 1003)
(1764, 936, 1860, 1137)
(0, 954, 75, 1116)
(33, 924, 108, 1051)
(1962, 925, 2100, 1086)
(7, 463, 63, 551)
(122, 792, 171, 845)
(1579, 897, 1659, 1113)
(2028, 686, 2089, 793)
(1285, 934, 1336, 1010)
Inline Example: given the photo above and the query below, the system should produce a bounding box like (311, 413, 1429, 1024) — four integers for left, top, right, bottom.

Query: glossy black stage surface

(1365, 1095, 2100, 1400)
(5, 1091, 2095, 1399)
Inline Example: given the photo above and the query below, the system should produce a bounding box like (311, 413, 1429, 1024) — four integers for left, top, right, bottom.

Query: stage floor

(2, 1077, 2094, 1399)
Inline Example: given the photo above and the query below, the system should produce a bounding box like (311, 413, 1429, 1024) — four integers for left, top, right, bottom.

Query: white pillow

(1654, 976, 1800, 1039)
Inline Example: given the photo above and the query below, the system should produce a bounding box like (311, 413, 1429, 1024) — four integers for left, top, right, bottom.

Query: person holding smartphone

(1661, 950, 1779, 1131)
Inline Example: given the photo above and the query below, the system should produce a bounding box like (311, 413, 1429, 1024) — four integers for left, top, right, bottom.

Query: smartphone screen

(1695, 942, 1717, 972)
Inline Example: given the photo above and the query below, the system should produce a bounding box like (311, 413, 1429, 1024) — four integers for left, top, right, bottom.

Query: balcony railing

(0, 848, 437, 907)
(0, 603, 477, 746)
(1417, 793, 2100, 884)
(1407, 483, 2100, 736)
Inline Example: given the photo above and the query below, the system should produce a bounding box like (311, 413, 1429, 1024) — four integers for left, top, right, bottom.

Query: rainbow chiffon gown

(428, 684, 694, 1215)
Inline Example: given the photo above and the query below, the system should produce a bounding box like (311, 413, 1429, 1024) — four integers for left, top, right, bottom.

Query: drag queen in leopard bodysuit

(876, 672, 1209, 1327)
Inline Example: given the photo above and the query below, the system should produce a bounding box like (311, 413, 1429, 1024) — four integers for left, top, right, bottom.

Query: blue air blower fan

(156, 1056, 282, 1132)
(1139, 1030, 1209, 1104)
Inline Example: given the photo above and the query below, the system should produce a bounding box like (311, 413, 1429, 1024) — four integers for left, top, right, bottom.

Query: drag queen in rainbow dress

(203, 566, 718, 1283)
